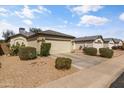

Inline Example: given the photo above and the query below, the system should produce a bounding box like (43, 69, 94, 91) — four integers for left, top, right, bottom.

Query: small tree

(29, 28, 42, 33)
(2, 30, 15, 40)
(40, 43, 51, 56)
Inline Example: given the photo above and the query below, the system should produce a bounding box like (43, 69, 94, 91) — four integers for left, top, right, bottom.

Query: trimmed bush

(55, 57, 72, 70)
(99, 48, 113, 58)
(112, 46, 118, 50)
(18, 47, 37, 60)
(83, 47, 97, 56)
(40, 43, 51, 56)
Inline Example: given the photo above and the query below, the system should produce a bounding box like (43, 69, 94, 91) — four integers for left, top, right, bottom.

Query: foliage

(10, 42, 25, 56)
(29, 28, 42, 33)
(0, 44, 4, 56)
(2, 30, 15, 40)
(18, 47, 37, 60)
(112, 46, 118, 50)
(0, 40, 5, 43)
(83, 47, 97, 56)
(40, 43, 51, 56)
(99, 48, 114, 58)
(55, 57, 72, 70)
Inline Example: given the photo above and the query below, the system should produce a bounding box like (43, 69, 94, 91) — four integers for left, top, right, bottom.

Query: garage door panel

(46, 40, 72, 54)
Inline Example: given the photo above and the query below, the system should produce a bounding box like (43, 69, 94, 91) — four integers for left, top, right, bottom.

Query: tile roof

(42, 30, 75, 38)
(7, 29, 75, 40)
(104, 38, 114, 43)
(74, 35, 102, 42)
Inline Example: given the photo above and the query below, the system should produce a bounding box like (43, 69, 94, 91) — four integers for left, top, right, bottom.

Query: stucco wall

(28, 40, 40, 52)
(10, 36, 28, 46)
(93, 38, 104, 49)
(74, 38, 104, 50)
(46, 40, 72, 54)
(104, 40, 115, 49)
(74, 42, 94, 50)
(118, 41, 123, 46)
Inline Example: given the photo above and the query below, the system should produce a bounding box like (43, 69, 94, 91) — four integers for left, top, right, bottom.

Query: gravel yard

(0, 56, 78, 88)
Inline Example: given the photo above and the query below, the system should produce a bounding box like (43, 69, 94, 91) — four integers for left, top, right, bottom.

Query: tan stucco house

(113, 38, 123, 47)
(104, 38, 115, 49)
(73, 35, 104, 50)
(7, 28, 75, 54)
(104, 38, 123, 49)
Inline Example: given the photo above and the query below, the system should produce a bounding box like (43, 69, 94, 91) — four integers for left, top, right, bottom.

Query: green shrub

(99, 48, 114, 58)
(55, 57, 72, 70)
(40, 43, 51, 56)
(83, 47, 97, 56)
(112, 46, 117, 50)
(10, 45, 20, 56)
(0, 45, 4, 56)
(18, 47, 37, 60)
(10, 43, 25, 56)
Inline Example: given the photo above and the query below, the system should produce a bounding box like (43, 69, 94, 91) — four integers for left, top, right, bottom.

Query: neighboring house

(104, 38, 115, 49)
(113, 38, 123, 47)
(74, 35, 104, 50)
(7, 28, 75, 54)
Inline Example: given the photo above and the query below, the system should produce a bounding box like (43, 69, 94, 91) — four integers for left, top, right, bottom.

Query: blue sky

(0, 5, 124, 39)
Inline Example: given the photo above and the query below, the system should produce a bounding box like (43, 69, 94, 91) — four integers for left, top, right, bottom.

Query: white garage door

(46, 40, 72, 54)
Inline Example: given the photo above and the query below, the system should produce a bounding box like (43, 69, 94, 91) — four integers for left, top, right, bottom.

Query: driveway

(51, 53, 108, 69)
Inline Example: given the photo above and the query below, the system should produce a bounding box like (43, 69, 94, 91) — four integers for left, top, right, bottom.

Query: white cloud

(78, 15, 109, 26)
(0, 20, 18, 39)
(63, 20, 68, 24)
(37, 6, 52, 14)
(69, 5, 103, 15)
(119, 12, 124, 21)
(23, 19, 32, 25)
(15, 5, 51, 19)
(0, 7, 9, 16)
(15, 6, 34, 19)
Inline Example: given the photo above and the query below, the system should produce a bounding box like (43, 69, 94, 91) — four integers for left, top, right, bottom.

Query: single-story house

(113, 38, 123, 47)
(7, 28, 75, 54)
(104, 38, 115, 49)
(74, 35, 104, 50)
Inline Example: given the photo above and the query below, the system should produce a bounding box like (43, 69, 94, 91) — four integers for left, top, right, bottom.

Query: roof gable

(74, 35, 103, 42)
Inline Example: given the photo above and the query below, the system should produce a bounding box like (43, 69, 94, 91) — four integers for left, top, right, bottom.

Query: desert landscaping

(0, 56, 78, 87)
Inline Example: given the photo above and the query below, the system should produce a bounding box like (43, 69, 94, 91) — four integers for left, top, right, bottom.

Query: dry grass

(0, 56, 78, 88)
(113, 50, 124, 57)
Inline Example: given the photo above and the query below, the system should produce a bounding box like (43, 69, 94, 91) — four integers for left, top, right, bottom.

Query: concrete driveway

(51, 53, 108, 69)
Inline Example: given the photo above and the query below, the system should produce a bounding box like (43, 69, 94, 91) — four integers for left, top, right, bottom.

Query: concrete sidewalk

(40, 55, 124, 88)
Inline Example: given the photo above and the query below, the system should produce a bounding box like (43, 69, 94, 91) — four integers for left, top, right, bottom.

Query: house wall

(93, 38, 104, 49)
(9, 35, 73, 54)
(104, 40, 115, 49)
(75, 42, 94, 50)
(10, 36, 28, 46)
(115, 41, 123, 47)
(118, 41, 123, 46)
(28, 40, 40, 52)
(74, 38, 104, 50)
(74, 42, 85, 50)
